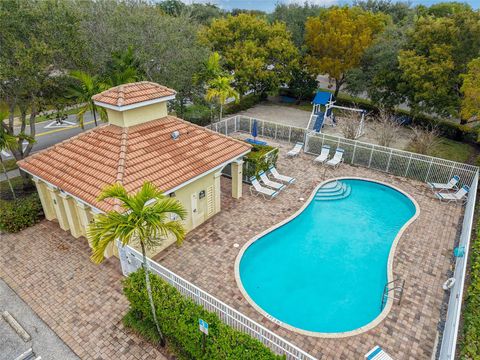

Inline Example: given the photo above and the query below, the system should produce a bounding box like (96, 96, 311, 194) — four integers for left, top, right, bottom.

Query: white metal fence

(209, 116, 478, 188)
(117, 242, 317, 360)
(210, 115, 480, 359)
(439, 170, 478, 360)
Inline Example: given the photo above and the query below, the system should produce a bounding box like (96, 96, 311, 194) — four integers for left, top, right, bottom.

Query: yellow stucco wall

(106, 101, 168, 128)
(34, 168, 223, 259)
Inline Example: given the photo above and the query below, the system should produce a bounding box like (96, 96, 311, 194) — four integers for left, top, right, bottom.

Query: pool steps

(315, 181, 351, 201)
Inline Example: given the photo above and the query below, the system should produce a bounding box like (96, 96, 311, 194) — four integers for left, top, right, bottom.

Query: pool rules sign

(199, 318, 208, 353)
(199, 318, 209, 334)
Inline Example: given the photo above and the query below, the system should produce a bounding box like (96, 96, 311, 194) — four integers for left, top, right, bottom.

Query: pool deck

(154, 135, 463, 360)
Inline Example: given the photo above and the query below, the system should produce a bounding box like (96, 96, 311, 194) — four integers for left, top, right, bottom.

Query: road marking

(37, 120, 95, 137)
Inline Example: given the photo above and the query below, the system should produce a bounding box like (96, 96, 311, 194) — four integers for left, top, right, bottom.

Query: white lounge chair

(365, 346, 393, 360)
(287, 142, 303, 157)
(326, 148, 344, 167)
(314, 145, 331, 163)
(258, 171, 285, 191)
(428, 175, 460, 191)
(268, 165, 295, 185)
(249, 176, 279, 200)
(436, 185, 469, 203)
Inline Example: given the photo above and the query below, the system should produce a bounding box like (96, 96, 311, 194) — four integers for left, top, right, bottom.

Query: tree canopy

(200, 14, 298, 96)
(305, 7, 387, 98)
(461, 58, 480, 122)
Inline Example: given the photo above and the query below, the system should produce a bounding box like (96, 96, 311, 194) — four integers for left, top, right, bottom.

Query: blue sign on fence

(199, 319, 209, 335)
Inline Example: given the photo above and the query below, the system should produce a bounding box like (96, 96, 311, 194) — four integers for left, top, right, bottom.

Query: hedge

(244, 144, 279, 179)
(298, 89, 479, 144)
(460, 219, 480, 358)
(224, 93, 262, 116)
(123, 269, 284, 360)
(0, 193, 43, 232)
(183, 104, 212, 126)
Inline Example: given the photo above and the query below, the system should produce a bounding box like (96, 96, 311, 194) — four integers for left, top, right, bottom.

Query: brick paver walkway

(0, 135, 464, 360)
(0, 222, 167, 360)
(155, 137, 464, 360)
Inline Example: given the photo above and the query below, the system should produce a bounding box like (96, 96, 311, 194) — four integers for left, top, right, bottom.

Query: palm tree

(69, 71, 108, 128)
(0, 124, 18, 200)
(88, 182, 187, 347)
(194, 51, 223, 86)
(205, 75, 239, 122)
(105, 46, 144, 86)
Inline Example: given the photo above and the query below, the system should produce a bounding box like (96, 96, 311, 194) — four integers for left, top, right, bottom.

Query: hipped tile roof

(18, 116, 250, 212)
(92, 82, 176, 107)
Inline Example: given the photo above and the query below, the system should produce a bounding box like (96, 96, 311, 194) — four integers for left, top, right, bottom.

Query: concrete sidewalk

(0, 279, 79, 360)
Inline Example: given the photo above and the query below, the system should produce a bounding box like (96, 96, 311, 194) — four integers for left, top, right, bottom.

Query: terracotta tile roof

(18, 116, 251, 212)
(92, 82, 176, 107)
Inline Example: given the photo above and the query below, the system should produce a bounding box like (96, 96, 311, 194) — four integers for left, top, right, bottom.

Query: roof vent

(171, 130, 180, 140)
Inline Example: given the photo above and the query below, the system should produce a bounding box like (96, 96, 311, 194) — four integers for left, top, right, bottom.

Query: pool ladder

(380, 278, 405, 311)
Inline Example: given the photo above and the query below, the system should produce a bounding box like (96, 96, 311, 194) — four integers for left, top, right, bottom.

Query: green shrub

(183, 104, 212, 126)
(460, 221, 480, 358)
(244, 144, 279, 179)
(123, 269, 284, 360)
(0, 193, 43, 232)
(224, 94, 262, 115)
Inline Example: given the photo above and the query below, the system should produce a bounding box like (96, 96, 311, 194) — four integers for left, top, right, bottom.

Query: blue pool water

(239, 179, 416, 333)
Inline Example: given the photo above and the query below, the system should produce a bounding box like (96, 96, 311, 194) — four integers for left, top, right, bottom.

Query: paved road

(2, 111, 96, 159)
(0, 279, 79, 360)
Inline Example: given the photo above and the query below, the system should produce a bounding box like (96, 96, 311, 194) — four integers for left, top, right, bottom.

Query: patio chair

(428, 175, 460, 192)
(268, 165, 296, 185)
(314, 145, 331, 164)
(435, 185, 469, 203)
(326, 148, 344, 168)
(258, 171, 286, 191)
(287, 142, 303, 157)
(365, 346, 393, 360)
(249, 176, 279, 200)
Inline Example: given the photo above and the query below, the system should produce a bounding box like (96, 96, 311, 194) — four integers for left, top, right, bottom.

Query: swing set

(308, 91, 366, 139)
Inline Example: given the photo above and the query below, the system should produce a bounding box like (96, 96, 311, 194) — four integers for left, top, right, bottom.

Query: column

(48, 187, 70, 231)
(231, 159, 244, 199)
(59, 192, 82, 238)
(32, 178, 55, 220)
(75, 201, 93, 240)
(214, 171, 222, 213)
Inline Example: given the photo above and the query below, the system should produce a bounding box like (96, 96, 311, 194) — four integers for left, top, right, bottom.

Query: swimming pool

(236, 178, 418, 336)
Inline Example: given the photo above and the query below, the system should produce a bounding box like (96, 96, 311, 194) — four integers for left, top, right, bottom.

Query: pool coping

(234, 176, 420, 338)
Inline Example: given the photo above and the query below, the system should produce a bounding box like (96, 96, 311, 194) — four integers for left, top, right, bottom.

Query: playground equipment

(308, 91, 366, 139)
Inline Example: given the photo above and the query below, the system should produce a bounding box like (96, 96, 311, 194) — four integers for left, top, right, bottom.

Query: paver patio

(0, 223, 168, 360)
(0, 135, 463, 360)
(154, 136, 464, 360)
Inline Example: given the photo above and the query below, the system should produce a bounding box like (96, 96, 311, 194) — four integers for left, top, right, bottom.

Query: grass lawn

(429, 138, 478, 164)
(1, 159, 18, 172)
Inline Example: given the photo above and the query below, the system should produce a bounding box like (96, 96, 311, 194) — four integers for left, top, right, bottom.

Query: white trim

(94, 95, 176, 112)
(234, 177, 419, 338)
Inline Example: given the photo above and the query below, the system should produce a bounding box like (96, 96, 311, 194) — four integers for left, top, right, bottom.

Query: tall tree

(305, 7, 387, 98)
(270, 3, 323, 48)
(68, 71, 107, 128)
(398, 9, 480, 117)
(205, 75, 239, 121)
(200, 14, 298, 97)
(0, 0, 84, 187)
(346, 24, 409, 109)
(461, 58, 480, 122)
(88, 182, 186, 347)
(0, 125, 18, 199)
(78, 2, 209, 118)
